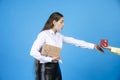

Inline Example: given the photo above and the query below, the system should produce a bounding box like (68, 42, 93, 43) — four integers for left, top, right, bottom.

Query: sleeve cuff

(40, 56, 53, 63)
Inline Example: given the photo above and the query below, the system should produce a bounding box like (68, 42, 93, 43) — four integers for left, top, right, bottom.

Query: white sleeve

(30, 32, 52, 63)
(62, 35, 95, 49)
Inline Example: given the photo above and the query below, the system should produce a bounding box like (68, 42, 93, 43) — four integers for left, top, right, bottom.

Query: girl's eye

(60, 21, 64, 24)
(60, 22, 63, 23)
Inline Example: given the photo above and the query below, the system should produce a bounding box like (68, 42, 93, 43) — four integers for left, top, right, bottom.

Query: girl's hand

(52, 56, 60, 63)
(94, 44, 104, 53)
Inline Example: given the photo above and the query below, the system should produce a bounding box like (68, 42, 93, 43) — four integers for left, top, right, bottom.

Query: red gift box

(100, 39, 108, 47)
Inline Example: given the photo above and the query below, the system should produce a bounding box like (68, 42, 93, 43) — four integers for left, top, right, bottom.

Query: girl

(30, 12, 104, 80)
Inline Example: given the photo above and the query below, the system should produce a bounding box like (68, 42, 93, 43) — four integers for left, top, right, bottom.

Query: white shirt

(30, 29, 95, 63)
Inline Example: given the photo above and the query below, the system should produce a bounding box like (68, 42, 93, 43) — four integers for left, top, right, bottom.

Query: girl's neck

(51, 28, 57, 33)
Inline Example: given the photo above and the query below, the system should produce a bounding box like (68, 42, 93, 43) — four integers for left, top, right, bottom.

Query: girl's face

(53, 17, 64, 31)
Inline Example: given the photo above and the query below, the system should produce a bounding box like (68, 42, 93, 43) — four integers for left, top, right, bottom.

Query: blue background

(0, 0, 120, 80)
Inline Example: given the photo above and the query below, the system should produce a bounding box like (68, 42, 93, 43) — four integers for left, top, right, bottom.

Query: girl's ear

(53, 20, 57, 25)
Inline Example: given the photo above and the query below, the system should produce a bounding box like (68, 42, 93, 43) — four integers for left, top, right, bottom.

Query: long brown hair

(35, 12, 63, 80)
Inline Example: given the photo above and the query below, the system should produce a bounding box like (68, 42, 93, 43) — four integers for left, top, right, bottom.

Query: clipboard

(41, 44, 61, 57)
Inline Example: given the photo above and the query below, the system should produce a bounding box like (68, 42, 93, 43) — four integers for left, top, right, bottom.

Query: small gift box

(100, 39, 108, 47)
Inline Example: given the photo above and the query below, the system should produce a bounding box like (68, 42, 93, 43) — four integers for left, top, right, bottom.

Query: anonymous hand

(102, 46, 111, 50)
(94, 44, 104, 53)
